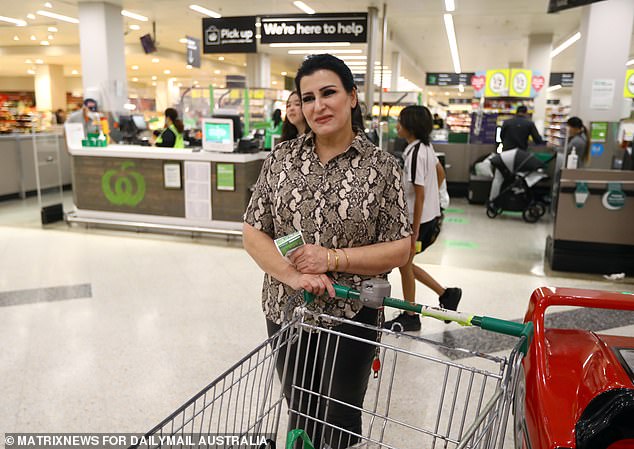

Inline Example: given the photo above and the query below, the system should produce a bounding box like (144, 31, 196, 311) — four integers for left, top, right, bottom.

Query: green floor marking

(444, 208, 464, 214)
(443, 216, 469, 224)
(445, 240, 479, 249)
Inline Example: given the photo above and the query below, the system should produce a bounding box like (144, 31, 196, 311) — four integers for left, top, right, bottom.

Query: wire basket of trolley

(130, 278, 533, 449)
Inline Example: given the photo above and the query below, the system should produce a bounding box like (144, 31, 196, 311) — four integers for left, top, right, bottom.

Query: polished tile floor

(1, 192, 632, 444)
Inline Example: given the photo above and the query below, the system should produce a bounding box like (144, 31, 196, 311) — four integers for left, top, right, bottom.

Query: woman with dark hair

(154, 108, 184, 148)
(280, 91, 308, 142)
(264, 109, 284, 150)
(243, 54, 410, 448)
(566, 116, 590, 167)
(383, 106, 461, 332)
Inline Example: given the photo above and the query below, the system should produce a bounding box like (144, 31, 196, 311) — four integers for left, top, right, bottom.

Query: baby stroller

(486, 148, 553, 223)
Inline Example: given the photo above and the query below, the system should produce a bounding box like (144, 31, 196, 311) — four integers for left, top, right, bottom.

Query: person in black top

(500, 105, 544, 151)
(433, 113, 444, 129)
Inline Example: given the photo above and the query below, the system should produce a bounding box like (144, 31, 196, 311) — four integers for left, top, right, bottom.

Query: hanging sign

(602, 182, 625, 211)
(426, 73, 474, 86)
(260, 13, 368, 44)
(484, 69, 510, 97)
(186, 36, 201, 68)
(624, 69, 634, 99)
(510, 69, 532, 97)
(548, 0, 608, 13)
(550, 72, 574, 87)
(471, 72, 486, 95)
(203, 16, 257, 53)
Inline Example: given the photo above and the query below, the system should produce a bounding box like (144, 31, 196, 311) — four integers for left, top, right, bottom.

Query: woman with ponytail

(154, 108, 185, 148)
(566, 116, 590, 167)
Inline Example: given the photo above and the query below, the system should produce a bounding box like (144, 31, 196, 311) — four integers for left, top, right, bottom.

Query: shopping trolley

(131, 278, 532, 449)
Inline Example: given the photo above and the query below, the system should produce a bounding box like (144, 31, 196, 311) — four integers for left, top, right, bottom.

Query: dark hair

(398, 105, 433, 146)
(164, 107, 184, 133)
(567, 116, 590, 163)
(280, 91, 310, 142)
(272, 109, 282, 127)
(516, 105, 528, 115)
(295, 53, 364, 132)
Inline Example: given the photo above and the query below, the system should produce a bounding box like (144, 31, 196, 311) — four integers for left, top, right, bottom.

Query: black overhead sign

(549, 72, 574, 87)
(426, 73, 474, 86)
(547, 0, 607, 13)
(203, 16, 256, 54)
(260, 13, 368, 44)
(186, 36, 201, 68)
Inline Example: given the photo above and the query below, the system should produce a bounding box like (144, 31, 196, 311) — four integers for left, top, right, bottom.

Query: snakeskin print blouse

(244, 131, 411, 325)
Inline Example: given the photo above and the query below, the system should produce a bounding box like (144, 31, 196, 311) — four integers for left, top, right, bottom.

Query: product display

(544, 105, 570, 148)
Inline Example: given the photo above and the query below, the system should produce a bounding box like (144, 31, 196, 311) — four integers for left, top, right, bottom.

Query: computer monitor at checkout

(201, 118, 234, 152)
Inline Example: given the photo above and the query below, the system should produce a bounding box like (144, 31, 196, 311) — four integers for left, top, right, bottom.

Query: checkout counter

(67, 143, 267, 235)
(547, 168, 634, 275)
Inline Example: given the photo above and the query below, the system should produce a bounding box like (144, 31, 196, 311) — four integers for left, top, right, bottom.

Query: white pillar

(364, 7, 379, 115)
(571, 0, 634, 121)
(526, 34, 553, 134)
(390, 51, 401, 91)
(246, 53, 270, 88)
(78, 1, 128, 113)
(34, 64, 66, 112)
(155, 81, 168, 112)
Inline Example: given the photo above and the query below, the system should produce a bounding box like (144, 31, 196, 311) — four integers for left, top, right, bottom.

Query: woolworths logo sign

(101, 161, 146, 206)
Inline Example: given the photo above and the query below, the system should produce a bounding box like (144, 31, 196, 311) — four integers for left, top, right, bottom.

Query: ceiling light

(27, 13, 36, 20)
(627, 59, 634, 66)
(71, 69, 78, 75)
(124, 103, 137, 110)
(25, 59, 32, 64)
(547, 84, 562, 92)
(35, 59, 43, 64)
(218, 56, 225, 61)
(179, 38, 189, 44)
(129, 24, 141, 31)
(48, 34, 54, 40)
(551, 32, 581, 58)
(445, 91, 450, 95)
(30, 35, 36, 41)
(151, 75, 157, 80)
(281, 71, 287, 76)
(48, 26, 57, 32)
(458, 84, 465, 92)
(152, 57, 159, 63)
(337, 56, 367, 60)
(13, 36, 19, 41)
(186, 64, 193, 69)
(0, 15, 27, 26)
(443, 14, 461, 73)
(151, 81, 157, 86)
(131, 77, 138, 82)
(121, 10, 148, 22)
(429, 91, 434, 95)
(445, 0, 455, 12)
(272, 81, 278, 85)
(288, 49, 362, 55)
(270, 43, 352, 48)
(27, 69, 35, 75)
(131, 65, 139, 70)
(164, 69, 171, 74)
(40, 40, 50, 46)
(213, 69, 221, 74)
(293, 1, 315, 14)
(189, 4, 221, 18)
(44, 2, 53, 7)
(36, 10, 79, 24)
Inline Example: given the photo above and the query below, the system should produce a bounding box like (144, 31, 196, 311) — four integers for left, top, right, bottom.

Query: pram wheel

(522, 202, 545, 223)
(486, 202, 500, 219)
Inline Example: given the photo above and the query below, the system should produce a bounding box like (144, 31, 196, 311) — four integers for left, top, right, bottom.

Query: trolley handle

(303, 282, 533, 346)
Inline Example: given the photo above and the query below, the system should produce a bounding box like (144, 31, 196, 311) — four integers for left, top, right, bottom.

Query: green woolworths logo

(101, 161, 146, 206)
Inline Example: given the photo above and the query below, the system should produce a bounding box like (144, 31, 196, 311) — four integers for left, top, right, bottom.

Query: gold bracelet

(327, 249, 331, 271)
(341, 248, 350, 270)
(333, 249, 339, 271)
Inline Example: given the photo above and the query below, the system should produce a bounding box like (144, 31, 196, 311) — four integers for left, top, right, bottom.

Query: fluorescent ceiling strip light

(443, 14, 461, 73)
(36, 10, 78, 23)
(269, 42, 350, 48)
(445, 0, 455, 12)
(547, 84, 562, 92)
(121, 10, 148, 22)
(288, 49, 362, 54)
(337, 56, 367, 60)
(551, 32, 581, 58)
(189, 4, 221, 18)
(0, 15, 27, 26)
(626, 58, 634, 66)
(293, 1, 315, 14)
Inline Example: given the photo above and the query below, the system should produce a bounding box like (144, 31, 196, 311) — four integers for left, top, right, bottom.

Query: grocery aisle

(0, 194, 632, 435)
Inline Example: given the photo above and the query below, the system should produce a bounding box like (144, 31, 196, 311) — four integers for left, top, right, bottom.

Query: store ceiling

(0, 0, 632, 90)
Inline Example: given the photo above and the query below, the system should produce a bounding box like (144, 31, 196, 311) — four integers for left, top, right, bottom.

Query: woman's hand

(287, 272, 335, 298)
(288, 244, 329, 274)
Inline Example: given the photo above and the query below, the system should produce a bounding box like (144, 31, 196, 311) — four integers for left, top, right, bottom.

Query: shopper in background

(280, 91, 309, 142)
(383, 106, 462, 332)
(153, 108, 184, 148)
(264, 108, 284, 150)
(433, 113, 444, 129)
(500, 105, 544, 151)
(54, 108, 66, 125)
(566, 116, 590, 168)
(243, 53, 410, 449)
(66, 98, 99, 136)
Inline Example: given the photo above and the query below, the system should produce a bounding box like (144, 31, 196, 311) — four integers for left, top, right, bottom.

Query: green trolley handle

(303, 279, 533, 353)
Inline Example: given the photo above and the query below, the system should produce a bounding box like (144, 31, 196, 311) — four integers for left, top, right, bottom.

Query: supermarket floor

(1, 192, 633, 438)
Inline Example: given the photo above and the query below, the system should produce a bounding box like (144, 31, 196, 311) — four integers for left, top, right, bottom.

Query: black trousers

(266, 307, 379, 449)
